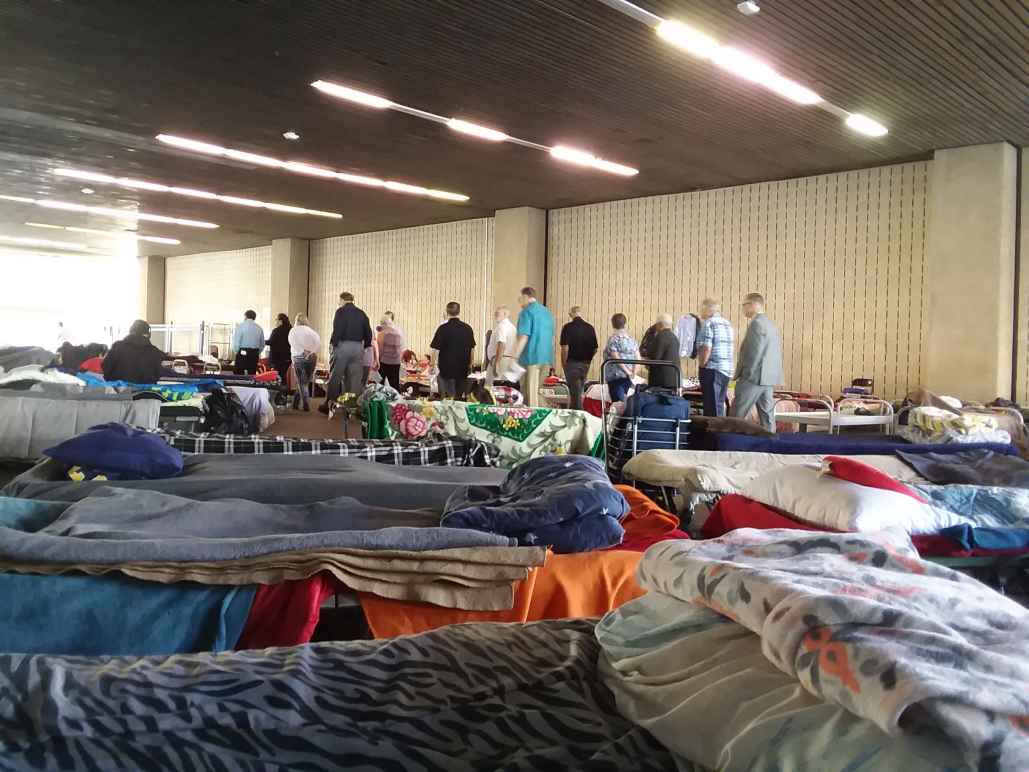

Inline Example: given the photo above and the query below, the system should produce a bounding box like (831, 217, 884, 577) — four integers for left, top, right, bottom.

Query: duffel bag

(624, 386, 690, 421)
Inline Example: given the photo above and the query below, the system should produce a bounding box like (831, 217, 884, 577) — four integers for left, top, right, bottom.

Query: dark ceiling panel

(0, 0, 1024, 257)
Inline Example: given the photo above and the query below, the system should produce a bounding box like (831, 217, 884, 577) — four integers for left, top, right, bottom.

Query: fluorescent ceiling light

(314, 79, 638, 177)
(712, 47, 775, 83)
(53, 167, 343, 219)
(26, 221, 181, 245)
(311, 80, 392, 109)
(0, 234, 89, 251)
(656, 20, 719, 58)
(156, 134, 470, 202)
(5, 195, 220, 229)
(763, 75, 822, 105)
(447, 119, 508, 142)
(551, 145, 639, 176)
(282, 130, 301, 141)
(845, 113, 889, 137)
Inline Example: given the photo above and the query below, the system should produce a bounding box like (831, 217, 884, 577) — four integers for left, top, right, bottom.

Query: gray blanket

(898, 449, 1029, 488)
(0, 488, 515, 565)
(0, 619, 676, 772)
(3, 454, 508, 508)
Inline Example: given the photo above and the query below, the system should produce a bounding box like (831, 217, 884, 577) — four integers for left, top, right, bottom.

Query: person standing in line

(559, 305, 598, 411)
(485, 306, 518, 385)
(377, 314, 406, 389)
(266, 313, 293, 385)
(231, 310, 265, 375)
(361, 334, 379, 390)
(510, 287, 555, 407)
(695, 298, 735, 417)
(430, 301, 476, 399)
(287, 313, 320, 411)
(603, 313, 639, 403)
(322, 291, 372, 412)
(646, 314, 681, 389)
(731, 292, 784, 433)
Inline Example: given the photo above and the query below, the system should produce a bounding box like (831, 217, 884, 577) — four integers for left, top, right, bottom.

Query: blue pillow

(43, 423, 183, 479)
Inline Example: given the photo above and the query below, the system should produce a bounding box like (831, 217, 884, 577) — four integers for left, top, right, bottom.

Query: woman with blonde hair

(287, 313, 321, 411)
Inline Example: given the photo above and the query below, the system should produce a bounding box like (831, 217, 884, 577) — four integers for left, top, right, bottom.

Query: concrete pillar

(270, 237, 310, 320)
(138, 255, 165, 324)
(491, 207, 546, 312)
(1017, 149, 1029, 404)
(925, 142, 1017, 402)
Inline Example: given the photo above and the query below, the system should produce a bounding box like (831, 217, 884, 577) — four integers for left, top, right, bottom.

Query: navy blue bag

(624, 386, 690, 421)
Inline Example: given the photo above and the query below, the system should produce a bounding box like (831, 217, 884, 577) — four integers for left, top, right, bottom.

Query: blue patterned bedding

(441, 455, 628, 552)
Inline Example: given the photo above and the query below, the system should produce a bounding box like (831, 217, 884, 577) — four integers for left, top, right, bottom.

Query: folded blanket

(898, 449, 1029, 487)
(637, 530, 1029, 769)
(442, 455, 628, 553)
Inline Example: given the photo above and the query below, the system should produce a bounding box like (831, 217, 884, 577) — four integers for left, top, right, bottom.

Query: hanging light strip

(155, 134, 470, 202)
(311, 80, 640, 177)
(0, 234, 92, 252)
(51, 168, 342, 219)
(593, 0, 888, 137)
(25, 221, 182, 245)
(0, 194, 219, 228)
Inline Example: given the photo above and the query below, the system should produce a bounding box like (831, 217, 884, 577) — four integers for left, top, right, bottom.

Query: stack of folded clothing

(899, 405, 1010, 445)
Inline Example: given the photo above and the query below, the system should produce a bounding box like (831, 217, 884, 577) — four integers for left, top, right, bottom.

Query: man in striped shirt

(696, 298, 735, 417)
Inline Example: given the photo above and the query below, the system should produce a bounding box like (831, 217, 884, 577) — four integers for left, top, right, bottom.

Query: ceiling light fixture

(282, 130, 301, 141)
(26, 221, 182, 245)
(156, 134, 470, 202)
(601, 0, 889, 136)
(0, 234, 91, 251)
(0, 194, 219, 229)
(52, 167, 343, 219)
(80, 187, 95, 195)
(312, 80, 639, 177)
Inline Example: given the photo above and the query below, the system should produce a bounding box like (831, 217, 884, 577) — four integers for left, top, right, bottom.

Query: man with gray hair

(646, 313, 681, 390)
(559, 305, 598, 411)
(731, 292, 784, 432)
(696, 298, 735, 417)
(485, 305, 517, 385)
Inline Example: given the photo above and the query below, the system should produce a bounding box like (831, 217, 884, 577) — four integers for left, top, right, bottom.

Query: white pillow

(740, 465, 968, 534)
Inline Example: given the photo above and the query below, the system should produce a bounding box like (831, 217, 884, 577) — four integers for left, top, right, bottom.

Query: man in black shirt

(430, 302, 476, 399)
(323, 291, 372, 410)
(102, 320, 165, 384)
(559, 306, 598, 411)
(647, 313, 681, 390)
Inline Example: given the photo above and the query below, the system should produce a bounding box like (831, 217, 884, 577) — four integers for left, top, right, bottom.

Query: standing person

(510, 287, 555, 407)
(102, 320, 165, 384)
(266, 313, 292, 384)
(322, 291, 372, 412)
(696, 298, 735, 417)
(361, 334, 380, 390)
(287, 313, 320, 411)
(430, 302, 476, 399)
(377, 314, 406, 389)
(647, 314, 681, 390)
(731, 293, 784, 433)
(603, 314, 639, 403)
(231, 310, 265, 375)
(559, 306, 598, 411)
(485, 306, 517, 385)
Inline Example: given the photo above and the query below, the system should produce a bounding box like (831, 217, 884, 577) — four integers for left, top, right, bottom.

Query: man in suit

(731, 293, 784, 432)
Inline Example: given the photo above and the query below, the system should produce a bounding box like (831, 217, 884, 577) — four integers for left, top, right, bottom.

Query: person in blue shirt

(509, 286, 555, 407)
(231, 310, 265, 375)
(696, 298, 736, 417)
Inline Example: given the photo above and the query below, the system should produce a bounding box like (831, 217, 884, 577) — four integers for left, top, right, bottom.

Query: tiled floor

(267, 400, 362, 440)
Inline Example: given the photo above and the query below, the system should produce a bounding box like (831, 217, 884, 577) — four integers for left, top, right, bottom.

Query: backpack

(676, 314, 702, 359)
(200, 388, 251, 435)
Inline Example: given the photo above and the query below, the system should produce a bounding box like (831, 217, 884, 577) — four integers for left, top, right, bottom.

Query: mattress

(4, 453, 507, 508)
(0, 391, 160, 461)
(0, 619, 677, 771)
(689, 427, 1017, 456)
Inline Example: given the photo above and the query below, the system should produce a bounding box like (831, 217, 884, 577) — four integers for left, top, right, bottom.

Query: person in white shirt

(486, 306, 518, 386)
(287, 314, 321, 411)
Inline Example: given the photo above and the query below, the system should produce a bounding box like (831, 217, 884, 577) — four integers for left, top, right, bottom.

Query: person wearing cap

(102, 319, 166, 383)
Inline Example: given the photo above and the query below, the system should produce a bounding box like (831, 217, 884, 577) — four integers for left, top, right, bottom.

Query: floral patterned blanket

(366, 400, 604, 468)
(637, 529, 1029, 771)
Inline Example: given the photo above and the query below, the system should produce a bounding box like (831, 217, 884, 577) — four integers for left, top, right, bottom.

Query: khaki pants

(521, 365, 546, 407)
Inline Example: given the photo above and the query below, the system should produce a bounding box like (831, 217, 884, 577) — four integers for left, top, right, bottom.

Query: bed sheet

(689, 427, 1016, 456)
(0, 619, 678, 771)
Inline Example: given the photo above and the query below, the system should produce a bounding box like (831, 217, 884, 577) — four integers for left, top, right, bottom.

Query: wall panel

(309, 218, 493, 362)
(547, 162, 930, 399)
(164, 246, 273, 333)
(1017, 151, 1029, 405)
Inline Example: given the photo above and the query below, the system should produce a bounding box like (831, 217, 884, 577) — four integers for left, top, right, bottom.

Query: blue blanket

(0, 498, 253, 655)
(441, 455, 627, 553)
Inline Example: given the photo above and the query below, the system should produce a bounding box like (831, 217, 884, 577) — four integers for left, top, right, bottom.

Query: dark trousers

(233, 349, 259, 375)
(438, 375, 467, 399)
(564, 360, 590, 411)
(607, 377, 632, 403)
(699, 367, 730, 417)
(292, 354, 315, 409)
(379, 363, 402, 390)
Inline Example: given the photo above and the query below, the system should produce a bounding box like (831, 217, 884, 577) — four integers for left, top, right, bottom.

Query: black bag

(200, 388, 251, 434)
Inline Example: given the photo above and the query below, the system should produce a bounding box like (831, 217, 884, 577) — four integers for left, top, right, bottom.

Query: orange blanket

(358, 485, 681, 638)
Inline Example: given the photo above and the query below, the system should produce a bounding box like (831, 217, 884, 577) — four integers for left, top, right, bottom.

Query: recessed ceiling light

(53, 167, 343, 219)
(80, 187, 95, 195)
(156, 134, 471, 202)
(0, 194, 219, 229)
(282, 130, 301, 141)
(312, 80, 638, 177)
(26, 221, 181, 245)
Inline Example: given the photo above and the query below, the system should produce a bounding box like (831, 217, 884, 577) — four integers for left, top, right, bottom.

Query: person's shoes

(317, 403, 330, 415)
(303, 405, 310, 412)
